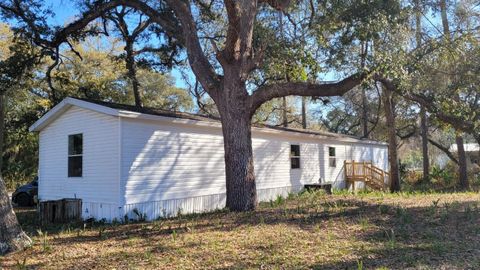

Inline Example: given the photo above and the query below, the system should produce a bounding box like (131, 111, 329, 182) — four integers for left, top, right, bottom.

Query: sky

(42, 0, 340, 89)
(43, 0, 191, 89)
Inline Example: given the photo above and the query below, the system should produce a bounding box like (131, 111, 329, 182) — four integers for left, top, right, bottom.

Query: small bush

(132, 208, 147, 222)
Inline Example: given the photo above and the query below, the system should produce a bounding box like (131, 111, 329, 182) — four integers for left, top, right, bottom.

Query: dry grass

(2, 190, 480, 269)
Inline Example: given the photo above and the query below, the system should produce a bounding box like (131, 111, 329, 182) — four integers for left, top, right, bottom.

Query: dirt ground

(1, 191, 480, 269)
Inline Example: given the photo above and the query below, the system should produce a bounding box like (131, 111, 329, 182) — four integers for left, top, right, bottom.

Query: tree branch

(2, 0, 221, 97)
(378, 77, 477, 134)
(428, 137, 458, 164)
(259, 0, 292, 10)
(164, 0, 220, 95)
(249, 73, 367, 115)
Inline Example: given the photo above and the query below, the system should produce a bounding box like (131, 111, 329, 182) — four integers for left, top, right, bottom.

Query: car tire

(16, 193, 33, 207)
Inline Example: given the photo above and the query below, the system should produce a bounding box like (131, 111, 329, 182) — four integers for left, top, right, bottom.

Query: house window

(68, 134, 83, 177)
(329, 147, 336, 167)
(290, 144, 301, 169)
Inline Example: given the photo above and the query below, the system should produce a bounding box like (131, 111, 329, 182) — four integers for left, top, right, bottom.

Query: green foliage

(0, 25, 192, 189)
(36, 229, 51, 253)
(429, 166, 455, 188)
(137, 70, 193, 111)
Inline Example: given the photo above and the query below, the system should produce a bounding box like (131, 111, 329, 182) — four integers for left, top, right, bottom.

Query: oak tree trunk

(217, 76, 257, 212)
(456, 135, 469, 190)
(381, 84, 400, 192)
(0, 93, 32, 255)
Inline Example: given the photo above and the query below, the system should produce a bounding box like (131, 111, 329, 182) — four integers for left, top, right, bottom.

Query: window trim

(68, 133, 83, 178)
(290, 144, 301, 169)
(328, 146, 336, 168)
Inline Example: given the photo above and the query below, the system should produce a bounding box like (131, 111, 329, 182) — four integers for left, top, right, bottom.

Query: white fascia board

(117, 110, 388, 146)
(30, 97, 387, 146)
(29, 97, 121, 132)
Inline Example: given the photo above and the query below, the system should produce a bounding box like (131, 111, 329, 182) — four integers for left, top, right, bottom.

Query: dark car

(12, 177, 38, 207)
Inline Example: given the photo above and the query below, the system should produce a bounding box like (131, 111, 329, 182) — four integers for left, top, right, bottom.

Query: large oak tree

(1, 0, 379, 212)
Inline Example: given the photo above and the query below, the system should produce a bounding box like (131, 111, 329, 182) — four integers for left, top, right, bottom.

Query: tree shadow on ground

(10, 192, 480, 269)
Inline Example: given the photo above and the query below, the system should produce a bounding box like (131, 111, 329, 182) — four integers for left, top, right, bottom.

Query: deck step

(344, 160, 390, 191)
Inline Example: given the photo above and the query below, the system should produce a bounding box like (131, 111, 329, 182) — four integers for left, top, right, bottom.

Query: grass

(2, 190, 480, 269)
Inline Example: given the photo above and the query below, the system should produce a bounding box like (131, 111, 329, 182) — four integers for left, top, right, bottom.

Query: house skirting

(121, 185, 305, 221)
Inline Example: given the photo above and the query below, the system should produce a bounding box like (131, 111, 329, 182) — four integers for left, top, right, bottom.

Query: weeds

(132, 208, 147, 222)
(358, 216, 370, 230)
(395, 206, 412, 224)
(5, 191, 480, 269)
(378, 204, 389, 215)
(14, 258, 27, 270)
(36, 229, 51, 253)
(356, 260, 363, 270)
(385, 229, 396, 249)
(171, 230, 177, 242)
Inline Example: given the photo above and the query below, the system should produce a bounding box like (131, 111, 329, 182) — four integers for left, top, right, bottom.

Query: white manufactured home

(30, 97, 389, 221)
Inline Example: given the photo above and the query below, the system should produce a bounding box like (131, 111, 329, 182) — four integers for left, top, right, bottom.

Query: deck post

(381, 170, 385, 187)
(352, 161, 355, 177)
(363, 161, 366, 177)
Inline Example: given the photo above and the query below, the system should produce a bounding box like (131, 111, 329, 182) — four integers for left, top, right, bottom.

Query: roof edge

(29, 97, 121, 132)
(30, 97, 388, 146)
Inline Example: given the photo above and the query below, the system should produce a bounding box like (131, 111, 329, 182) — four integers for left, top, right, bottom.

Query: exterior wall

(119, 117, 388, 220)
(348, 143, 389, 189)
(323, 143, 350, 189)
(38, 106, 120, 221)
(37, 104, 389, 222)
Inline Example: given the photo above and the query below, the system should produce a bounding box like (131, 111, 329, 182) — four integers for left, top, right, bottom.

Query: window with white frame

(290, 144, 301, 169)
(328, 147, 336, 167)
(68, 134, 83, 177)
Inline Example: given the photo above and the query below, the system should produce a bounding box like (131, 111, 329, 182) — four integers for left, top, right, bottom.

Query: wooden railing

(344, 160, 390, 190)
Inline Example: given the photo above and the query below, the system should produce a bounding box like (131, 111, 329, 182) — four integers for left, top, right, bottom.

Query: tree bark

(456, 135, 469, 190)
(301, 96, 307, 129)
(415, 0, 429, 181)
(438, 0, 468, 190)
(218, 79, 257, 211)
(420, 106, 429, 181)
(125, 39, 142, 107)
(439, 0, 450, 39)
(0, 93, 32, 255)
(381, 83, 400, 192)
(361, 87, 368, 138)
(282, 97, 288, 127)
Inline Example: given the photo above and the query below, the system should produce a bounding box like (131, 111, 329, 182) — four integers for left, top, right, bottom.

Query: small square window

(290, 145, 300, 169)
(329, 147, 336, 157)
(328, 147, 336, 167)
(68, 134, 83, 177)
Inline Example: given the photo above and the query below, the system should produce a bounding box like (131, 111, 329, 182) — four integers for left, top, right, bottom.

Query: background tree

(0, 27, 36, 255)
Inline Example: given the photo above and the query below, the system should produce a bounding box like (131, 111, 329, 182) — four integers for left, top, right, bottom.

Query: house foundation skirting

(122, 185, 305, 221)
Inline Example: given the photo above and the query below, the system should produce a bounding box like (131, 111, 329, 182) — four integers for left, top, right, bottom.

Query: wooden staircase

(344, 161, 390, 191)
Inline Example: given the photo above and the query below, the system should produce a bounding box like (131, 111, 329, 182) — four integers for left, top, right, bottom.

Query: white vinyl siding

(120, 118, 329, 206)
(35, 100, 389, 221)
(38, 106, 120, 219)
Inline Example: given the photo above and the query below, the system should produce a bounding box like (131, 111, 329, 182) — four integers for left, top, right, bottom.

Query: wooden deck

(344, 161, 390, 191)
